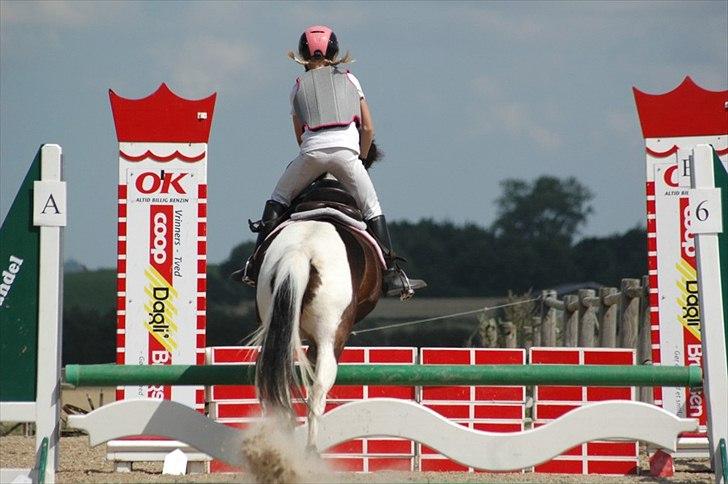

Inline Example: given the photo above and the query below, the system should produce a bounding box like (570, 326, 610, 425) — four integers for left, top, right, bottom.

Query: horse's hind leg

(307, 341, 337, 453)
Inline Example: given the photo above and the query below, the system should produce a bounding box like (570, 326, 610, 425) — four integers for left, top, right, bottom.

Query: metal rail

(64, 364, 703, 388)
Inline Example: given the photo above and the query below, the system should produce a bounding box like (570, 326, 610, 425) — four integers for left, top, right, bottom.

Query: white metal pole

(33, 144, 65, 484)
(691, 144, 728, 483)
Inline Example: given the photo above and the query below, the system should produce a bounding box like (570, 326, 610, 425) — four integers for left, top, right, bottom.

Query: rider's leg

(326, 149, 425, 297)
(365, 214, 425, 298)
(323, 148, 382, 219)
(238, 152, 325, 286)
(239, 199, 287, 286)
(270, 151, 327, 208)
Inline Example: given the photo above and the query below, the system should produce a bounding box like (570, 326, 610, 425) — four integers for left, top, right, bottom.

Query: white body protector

(293, 66, 362, 131)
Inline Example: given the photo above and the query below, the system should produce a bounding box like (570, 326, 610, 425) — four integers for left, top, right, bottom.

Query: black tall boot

(233, 200, 287, 287)
(366, 215, 426, 299)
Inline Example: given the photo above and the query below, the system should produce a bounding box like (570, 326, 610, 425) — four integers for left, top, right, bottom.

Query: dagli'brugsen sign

(109, 84, 216, 411)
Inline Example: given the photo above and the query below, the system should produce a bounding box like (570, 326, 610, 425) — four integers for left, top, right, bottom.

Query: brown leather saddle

(252, 177, 382, 268)
(288, 178, 364, 223)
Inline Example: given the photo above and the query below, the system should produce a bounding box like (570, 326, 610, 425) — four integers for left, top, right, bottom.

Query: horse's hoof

(305, 444, 319, 456)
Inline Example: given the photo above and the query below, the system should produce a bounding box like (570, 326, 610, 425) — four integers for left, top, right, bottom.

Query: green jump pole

(64, 364, 702, 389)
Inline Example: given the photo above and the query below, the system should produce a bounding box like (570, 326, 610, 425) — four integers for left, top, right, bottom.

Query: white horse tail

(251, 250, 314, 415)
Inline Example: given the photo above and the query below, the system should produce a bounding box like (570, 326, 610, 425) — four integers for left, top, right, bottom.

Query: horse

(247, 173, 386, 451)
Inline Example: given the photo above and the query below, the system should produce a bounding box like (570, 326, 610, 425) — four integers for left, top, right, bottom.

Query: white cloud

(285, 3, 373, 30)
(157, 36, 256, 97)
(496, 103, 562, 150)
(605, 110, 637, 137)
(470, 76, 563, 150)
(455, 7, 546, 41)
(1, 1, 133, 27)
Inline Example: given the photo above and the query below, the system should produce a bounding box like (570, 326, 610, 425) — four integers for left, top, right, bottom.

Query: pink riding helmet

(298, 25, 339, 61)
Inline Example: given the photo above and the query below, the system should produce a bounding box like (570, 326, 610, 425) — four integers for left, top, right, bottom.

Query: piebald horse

(248, 184, 384, 451)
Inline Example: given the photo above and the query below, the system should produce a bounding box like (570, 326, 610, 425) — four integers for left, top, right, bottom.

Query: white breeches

(271, 147, 383, 220)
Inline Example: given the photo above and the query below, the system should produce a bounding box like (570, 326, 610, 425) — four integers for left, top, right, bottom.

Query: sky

(1, 1, 726, 270)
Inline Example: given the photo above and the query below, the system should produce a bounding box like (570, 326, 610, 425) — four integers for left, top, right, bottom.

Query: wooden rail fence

(470, 277, 652, 364)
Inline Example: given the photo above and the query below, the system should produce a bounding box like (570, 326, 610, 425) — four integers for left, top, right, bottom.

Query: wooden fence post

(563, 295, 580, 347)
(599, 287, 620, 348)
(638, 275, 653, 404)
(638, 276, 652, 363)
(480, 317, 498, 348)
(578, 289, 599, 347)
(500, 322, 517, 348)
(523, 325, 534, 351)
(619, 278, 641, 349)
(541, 290, 558, 347)
(532, 316, 541, 347)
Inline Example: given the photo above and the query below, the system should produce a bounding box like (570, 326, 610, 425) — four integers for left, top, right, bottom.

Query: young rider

(239, 25, 425, 298)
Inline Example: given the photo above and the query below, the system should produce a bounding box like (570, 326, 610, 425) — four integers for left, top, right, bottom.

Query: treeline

(209, 220, 646, 302)
(389, 221, 646, 296)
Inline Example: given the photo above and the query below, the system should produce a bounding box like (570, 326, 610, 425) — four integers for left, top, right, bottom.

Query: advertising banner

(110, 84, 216, 411)
(634, 77, 727, 441)
(0, 150, 41, 402)
(653, 163, 706, 428)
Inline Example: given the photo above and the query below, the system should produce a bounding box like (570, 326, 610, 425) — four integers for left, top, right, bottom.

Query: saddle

(250, 178, 386, 268)
(291, 178, 363, 221)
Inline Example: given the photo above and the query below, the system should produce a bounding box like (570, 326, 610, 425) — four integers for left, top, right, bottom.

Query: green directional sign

(0, 148, 41, 402)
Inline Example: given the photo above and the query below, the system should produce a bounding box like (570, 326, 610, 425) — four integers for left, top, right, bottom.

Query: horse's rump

(332, 224, 382, 323)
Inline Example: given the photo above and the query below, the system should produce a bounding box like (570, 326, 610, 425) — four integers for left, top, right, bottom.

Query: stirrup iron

(248, 218, 263, 233)
(396, 267, 415, 301)
(241, 257, 256, 287)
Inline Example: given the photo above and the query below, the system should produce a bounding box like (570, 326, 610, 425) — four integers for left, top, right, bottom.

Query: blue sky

(1, 1, 726, 269)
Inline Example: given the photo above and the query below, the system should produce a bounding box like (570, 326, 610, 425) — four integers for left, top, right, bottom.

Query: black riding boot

(234, 200, 287, 287)
(366, 215, 426, 299)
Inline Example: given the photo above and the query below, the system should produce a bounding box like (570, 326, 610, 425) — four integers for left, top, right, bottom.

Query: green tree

(390, 219, 499, 296)
(490, 176, 594, 291)
(212, 241, 256, 305)
(492, 176, 593, 244)
(573, 227, 647, 285)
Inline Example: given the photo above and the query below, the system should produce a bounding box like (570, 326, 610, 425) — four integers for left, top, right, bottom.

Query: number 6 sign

(689, 188, 723, 234)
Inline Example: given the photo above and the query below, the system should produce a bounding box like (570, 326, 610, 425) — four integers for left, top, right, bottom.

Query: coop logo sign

(151, 211, 169, 264)
(135, 171, 188, 195)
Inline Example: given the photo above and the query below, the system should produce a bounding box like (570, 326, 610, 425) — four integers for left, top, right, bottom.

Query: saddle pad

(290, 207, 367, 230)
(272, 211, 387, 268)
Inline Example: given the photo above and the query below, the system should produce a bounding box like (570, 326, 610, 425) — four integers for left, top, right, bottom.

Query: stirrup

(230, 257, 256, 287)
(384, 267, 415, 301)
(248, 218, 263, 233)
(397, 268, 415, 301)
(241, 257, 256, 287)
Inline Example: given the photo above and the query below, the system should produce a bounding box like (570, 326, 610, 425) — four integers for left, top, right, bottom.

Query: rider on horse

(238, 25, 425, 298)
